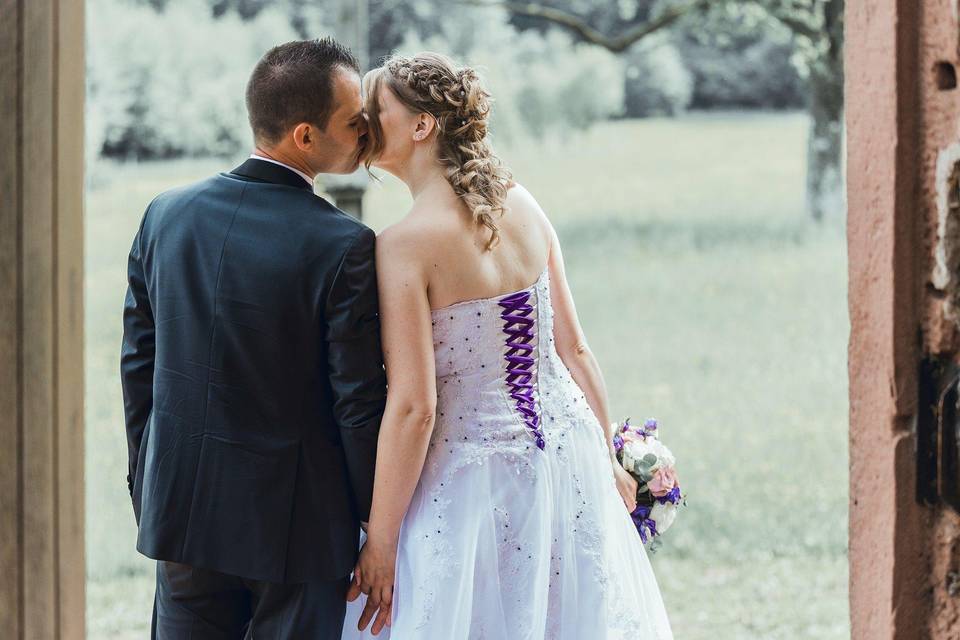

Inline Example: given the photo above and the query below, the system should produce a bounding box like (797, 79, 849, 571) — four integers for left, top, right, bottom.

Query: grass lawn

(85, 111, 848, 639)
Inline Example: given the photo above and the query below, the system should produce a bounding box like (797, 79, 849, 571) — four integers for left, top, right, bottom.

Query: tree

(464, 0, 709, 52)
(464, 0, 845, 221)
(759, 0, 844, 221)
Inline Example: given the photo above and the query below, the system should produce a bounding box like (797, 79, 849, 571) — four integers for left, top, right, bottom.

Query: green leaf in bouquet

(632, 462, 654, 483)
(632, 455, 656, 473)
(632, 459, 652, 471)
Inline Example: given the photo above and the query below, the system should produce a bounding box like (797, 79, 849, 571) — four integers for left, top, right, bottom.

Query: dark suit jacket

(120, 158, 386, 583)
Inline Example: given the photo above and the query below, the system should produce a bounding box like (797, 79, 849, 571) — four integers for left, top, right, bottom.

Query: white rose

(623, 439, 668, 474)
(646, 439, 676, 468)
(650, 501, 678, 534)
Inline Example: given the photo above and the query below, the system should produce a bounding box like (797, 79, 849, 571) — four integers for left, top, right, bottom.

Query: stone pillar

(0, 1, 85, 638)
(336, 0, 369, 71)
(324, 174, 367, 219)
(916, 1, 960, 637)
(847, 0, 960, 638)
(326, 0, 370, 219)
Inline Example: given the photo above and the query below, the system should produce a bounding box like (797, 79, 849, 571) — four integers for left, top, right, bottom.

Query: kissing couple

(121, 37, 673, 639)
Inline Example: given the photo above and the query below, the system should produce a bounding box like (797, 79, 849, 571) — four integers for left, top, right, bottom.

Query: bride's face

(365, 80, 421, 174)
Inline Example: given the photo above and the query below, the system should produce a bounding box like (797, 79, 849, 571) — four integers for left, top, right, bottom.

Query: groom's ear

(292, 122, 314, 150)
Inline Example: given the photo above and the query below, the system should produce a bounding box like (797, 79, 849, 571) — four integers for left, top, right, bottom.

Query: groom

(121, 38, 386, 638)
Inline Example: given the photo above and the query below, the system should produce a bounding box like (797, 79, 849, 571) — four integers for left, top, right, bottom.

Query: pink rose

(647, 466, 678, 498)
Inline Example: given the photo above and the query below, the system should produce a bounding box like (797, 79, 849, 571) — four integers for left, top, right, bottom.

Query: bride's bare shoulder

(376, 217, 420, 256)
(506, 182, 550, 222)
(375, 214, 448, 270)
(505, 182, 555, 245)
(506, 181, 537, 206)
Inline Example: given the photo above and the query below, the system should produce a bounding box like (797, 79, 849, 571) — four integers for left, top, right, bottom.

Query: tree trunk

(805, 0, 845, 222)
(806, 66, 845, 221)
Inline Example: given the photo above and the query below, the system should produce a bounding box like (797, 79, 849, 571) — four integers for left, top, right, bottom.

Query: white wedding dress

(343, 268, 673, 639)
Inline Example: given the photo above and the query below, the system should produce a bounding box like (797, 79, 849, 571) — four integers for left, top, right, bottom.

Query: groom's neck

(253, 145, 317, 181)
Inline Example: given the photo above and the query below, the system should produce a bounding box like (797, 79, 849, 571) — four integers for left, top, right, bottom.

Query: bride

(342, 52, 673, 639)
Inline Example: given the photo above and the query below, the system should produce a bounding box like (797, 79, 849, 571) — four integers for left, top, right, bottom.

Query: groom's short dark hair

(246, 38, 360, 144)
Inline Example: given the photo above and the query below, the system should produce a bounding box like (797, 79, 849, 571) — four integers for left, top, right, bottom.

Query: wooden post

(0, 1, 85, 638)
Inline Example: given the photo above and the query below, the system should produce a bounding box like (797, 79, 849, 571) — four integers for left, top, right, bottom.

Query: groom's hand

(346, 537, 395, 635)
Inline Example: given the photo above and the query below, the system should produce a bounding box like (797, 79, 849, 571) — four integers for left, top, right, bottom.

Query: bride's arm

(367, 228, 437, 541)
(349, 225, 437, 633)
(545, 224, 614, 455)
(505, 184, 618, 457)
(542, 215, 639, 512)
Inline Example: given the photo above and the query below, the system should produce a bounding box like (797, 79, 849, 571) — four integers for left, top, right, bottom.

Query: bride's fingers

(357, 597, 379, 631)
(345, 581, 362, 602)
(371, 603, 391, 635)
(345, 566, 364, 601)
(372, 585, 391, 621)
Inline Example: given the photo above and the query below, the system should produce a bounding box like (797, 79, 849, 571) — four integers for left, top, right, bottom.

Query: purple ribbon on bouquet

(630, 505, 659, 543)
(655, 485, 682, 505)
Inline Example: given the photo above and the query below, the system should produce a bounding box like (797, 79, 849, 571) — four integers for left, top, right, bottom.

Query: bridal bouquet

(613, 418, 684, 550)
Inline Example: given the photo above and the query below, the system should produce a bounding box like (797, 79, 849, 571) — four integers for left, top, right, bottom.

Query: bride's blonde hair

(364, 52, 513, 250)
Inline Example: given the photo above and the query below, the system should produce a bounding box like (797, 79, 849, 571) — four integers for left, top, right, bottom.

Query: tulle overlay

(343, 269, 673, 639)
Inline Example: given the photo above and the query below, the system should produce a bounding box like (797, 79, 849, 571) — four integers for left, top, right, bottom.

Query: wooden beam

(22, 0, 58, 636)
(0, 0, 85, 636)
(0, 0, 24, 634)
(56, 0, 86, 635)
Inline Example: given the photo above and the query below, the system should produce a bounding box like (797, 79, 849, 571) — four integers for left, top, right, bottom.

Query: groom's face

(309, 68, 368, 174)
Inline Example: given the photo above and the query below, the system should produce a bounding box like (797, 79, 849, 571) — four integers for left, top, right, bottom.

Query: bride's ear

(412, 113, 435, 142)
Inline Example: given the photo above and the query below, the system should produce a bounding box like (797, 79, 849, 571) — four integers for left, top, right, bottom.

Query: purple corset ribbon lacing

(498, 289, 545, 450)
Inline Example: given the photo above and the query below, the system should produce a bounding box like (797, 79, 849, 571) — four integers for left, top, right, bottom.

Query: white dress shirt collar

(248, 153, 314, 187)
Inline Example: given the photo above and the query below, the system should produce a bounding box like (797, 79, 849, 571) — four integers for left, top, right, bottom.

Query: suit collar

(230, 157, 315, 192)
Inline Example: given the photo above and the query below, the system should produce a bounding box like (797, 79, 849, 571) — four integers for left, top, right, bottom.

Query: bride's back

(402, 183, 553, 311)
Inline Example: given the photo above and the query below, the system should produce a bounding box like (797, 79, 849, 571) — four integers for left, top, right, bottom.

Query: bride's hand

(346, 536, 396, 635)
(612, 463, 638, 513)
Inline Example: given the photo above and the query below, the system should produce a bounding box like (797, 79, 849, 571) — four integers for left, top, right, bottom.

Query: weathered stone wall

(848, 2, 960, 638)
(918, 3, 960, 638)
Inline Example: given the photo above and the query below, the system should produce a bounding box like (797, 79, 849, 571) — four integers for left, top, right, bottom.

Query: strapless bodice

(427, 268, 597, 462)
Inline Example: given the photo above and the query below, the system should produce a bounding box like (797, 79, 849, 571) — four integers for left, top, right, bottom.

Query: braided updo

(364, 52, 512, 250)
